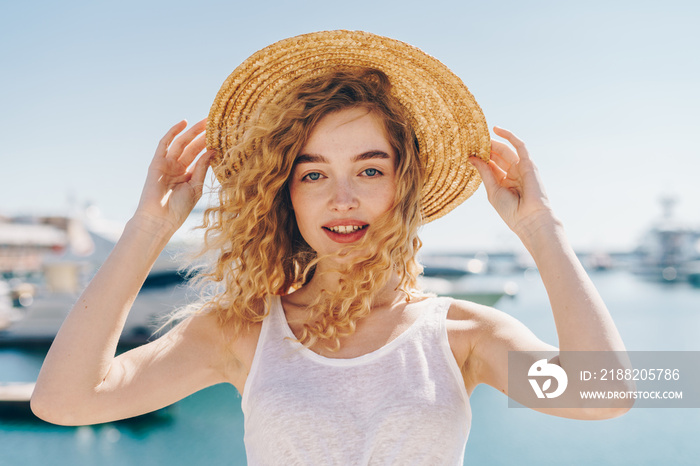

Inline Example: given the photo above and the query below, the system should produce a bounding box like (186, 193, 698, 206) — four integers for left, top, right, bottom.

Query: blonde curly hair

(197, 68, 425, 350)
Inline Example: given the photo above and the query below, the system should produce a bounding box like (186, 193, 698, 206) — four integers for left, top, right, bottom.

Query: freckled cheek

(288, 181, 310, 212)
(289, 187, 321, 234)
(371, 179, 397, 212)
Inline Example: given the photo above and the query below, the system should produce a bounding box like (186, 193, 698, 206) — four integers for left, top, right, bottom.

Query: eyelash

(300, 168, 383, 182)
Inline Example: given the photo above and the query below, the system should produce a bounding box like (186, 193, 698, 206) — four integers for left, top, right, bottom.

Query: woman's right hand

(134, 119, 214, 234)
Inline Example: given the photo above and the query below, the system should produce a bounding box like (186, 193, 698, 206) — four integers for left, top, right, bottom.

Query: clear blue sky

(2, 0, 699, 251)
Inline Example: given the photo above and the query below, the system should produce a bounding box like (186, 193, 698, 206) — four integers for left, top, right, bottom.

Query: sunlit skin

(288, 107, 397, 264)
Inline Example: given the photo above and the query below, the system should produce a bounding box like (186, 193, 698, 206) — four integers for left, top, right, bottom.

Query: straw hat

(207, 30, 490, 223)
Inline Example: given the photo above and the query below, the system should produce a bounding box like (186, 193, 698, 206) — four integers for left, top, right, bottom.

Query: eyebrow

(294, 150, 391, 165)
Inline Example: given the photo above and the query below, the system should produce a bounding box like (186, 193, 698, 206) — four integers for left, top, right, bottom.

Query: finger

(493, 126, 530, 160)
(168, 119, 207, 159)
(166, 119, 207, 160)
(489, 149, 515, 173)
(155, 120, 188, 158)
(178, 132, 207, 168)
(189, 150, 214, 191)
(490, 139, 519, 166)
(469, 156, 506, 193)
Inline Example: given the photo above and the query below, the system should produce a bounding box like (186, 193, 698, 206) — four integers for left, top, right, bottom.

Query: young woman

(31, 31, 630, 464)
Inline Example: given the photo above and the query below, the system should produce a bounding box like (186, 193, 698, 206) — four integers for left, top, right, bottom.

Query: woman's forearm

(33, 215, 175, 403)
(516, 211, 626, 353)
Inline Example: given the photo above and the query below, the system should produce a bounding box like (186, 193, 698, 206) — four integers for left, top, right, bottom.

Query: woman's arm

(31, 120, 226, 425)
(460, 127, 631, 418)
(470, 127, 626, 353)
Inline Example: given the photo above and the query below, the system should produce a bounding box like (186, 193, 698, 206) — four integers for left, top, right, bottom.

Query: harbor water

(1, 269, 699, 465)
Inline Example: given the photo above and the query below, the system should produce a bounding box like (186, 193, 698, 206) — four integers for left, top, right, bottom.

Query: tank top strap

(414, 296, 470, 407)
(424, 295, 453, 323)
(240, 294, 282, 411)
(411, 295, 454, 343)
(262, 294, 287, 339)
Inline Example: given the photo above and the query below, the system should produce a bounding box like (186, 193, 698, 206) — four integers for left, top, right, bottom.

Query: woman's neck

(295, 263, 405, 308)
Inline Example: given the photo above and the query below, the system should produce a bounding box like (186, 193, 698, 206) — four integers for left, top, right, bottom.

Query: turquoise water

(1, 270, 699, 465)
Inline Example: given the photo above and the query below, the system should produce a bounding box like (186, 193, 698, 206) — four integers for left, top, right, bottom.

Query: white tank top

(241, 295, 471, 465)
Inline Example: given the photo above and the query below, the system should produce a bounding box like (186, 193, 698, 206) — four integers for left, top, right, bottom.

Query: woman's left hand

(469, 127, 554, 238)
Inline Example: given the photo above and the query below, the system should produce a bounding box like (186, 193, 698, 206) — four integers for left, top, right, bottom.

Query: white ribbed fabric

(241, 295, 471, 465)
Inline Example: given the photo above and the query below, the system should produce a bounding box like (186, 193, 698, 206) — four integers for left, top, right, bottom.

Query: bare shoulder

(446, 298, 518, 328)
(145, 310, 231, 379)
(162, 309, 262, 390)
(445, 299, 518, 369)
(210, 311, 262, 392)
(446, 299, 536, 341)
(446, 299, 552, 393)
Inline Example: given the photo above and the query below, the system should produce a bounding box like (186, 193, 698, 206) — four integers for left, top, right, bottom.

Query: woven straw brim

(207, 30, 490, 223)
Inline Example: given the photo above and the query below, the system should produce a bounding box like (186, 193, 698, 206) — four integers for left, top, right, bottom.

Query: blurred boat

(417, 275, 518, 307)
(418, 252, 519, 305)
(634, 196, 700, 283)
(0, 212, 196, 346)
(420, 253, 488, 278)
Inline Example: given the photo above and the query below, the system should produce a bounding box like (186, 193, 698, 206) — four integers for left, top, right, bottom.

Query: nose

(329, 178, 359, 212)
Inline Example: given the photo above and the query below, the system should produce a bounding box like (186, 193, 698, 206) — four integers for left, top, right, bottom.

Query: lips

(322, 220, 369, 243)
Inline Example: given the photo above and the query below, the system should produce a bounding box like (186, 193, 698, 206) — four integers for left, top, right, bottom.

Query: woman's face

(289, 107, 397, 258)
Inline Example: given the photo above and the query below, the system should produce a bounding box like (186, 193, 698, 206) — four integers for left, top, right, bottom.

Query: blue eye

(303, 172, 321, 181)
(364, 168, 379, 177)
